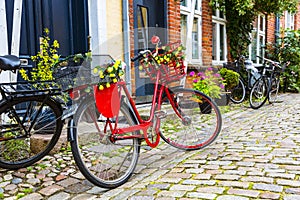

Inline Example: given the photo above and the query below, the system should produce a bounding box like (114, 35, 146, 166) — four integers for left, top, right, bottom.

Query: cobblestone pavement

(1, 93, 300, 200)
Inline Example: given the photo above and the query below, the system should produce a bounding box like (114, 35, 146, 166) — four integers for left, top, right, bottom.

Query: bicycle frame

(104, 69, 180, 148)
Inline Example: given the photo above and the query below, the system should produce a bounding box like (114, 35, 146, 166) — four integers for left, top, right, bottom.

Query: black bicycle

(0, 55, 64, 169)
(249, 56, 289, 109)
(223, 56, 263, 104)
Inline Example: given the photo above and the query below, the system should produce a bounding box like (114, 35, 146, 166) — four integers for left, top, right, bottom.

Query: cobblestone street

(1, 93, 300, 200)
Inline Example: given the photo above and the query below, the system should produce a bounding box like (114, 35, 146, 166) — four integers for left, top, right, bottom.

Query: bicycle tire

(70, 96, 140, 189)
(249, 77, 269, 109)
(229, 78, 246, 104)
(269, 75, 280, 104)
(0, 96, 63, 169)
(159, 88, 222, 150)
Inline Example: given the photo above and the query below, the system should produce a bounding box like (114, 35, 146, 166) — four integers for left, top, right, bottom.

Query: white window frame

(212, 9, 227, 65)
(285, 11, 295, 30)
(249, 14, 266, 65)
(180, 0, 202, 65)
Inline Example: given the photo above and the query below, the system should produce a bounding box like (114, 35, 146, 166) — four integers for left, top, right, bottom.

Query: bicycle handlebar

(131, 50, 152, 62)
(256, 55, 280, 66)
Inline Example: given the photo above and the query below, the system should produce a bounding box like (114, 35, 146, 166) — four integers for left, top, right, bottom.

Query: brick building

(1, 0, 300, 98)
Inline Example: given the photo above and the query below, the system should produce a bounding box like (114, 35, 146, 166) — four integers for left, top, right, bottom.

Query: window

(249, 15, 265, 65)
(137, 6, 148, 50)
(212, 9, 226, 64)
(180, 0, 202, 64)
(285, 11, 295, 30)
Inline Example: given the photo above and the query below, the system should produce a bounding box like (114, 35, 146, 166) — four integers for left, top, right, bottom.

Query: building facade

(1, 0, 300, 97)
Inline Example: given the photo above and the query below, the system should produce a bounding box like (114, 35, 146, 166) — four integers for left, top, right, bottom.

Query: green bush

(219, 68, 240, 90)
(266, 29, 300, 93)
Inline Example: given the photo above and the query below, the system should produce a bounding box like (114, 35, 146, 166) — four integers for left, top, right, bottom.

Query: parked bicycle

(0, 54, 92, 170)
(223, 55, 262, 104)
(68, 37, 222, 188)
(0, 55, 64, 169)
(249, 56, 289, 109)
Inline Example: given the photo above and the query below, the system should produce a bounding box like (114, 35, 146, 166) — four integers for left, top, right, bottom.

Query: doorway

(133, 0, 167, 101)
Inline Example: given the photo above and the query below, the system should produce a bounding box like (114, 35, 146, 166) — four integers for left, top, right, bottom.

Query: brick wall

(295, 4, 300, 29)
(267, 14, 276, 44)
(202, 0, 213, 67)
(167, 0, 181, 42)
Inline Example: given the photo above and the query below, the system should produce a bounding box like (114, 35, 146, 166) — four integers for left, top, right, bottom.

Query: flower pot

(199, 100, 212, 114)
(94, 84, 120, 118)
(214, 93, 230, 106)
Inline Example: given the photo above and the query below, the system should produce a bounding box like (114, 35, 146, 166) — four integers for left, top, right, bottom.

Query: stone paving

(1, 93, 300, 200)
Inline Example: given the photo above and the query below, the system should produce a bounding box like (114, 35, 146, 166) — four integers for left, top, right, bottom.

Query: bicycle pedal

(155, 110, 167, 119)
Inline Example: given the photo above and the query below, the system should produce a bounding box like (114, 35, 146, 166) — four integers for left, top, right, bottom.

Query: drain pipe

(275, 14, 280, 55)
(122, 0, 132, 94)
(275, 14, 280, 44)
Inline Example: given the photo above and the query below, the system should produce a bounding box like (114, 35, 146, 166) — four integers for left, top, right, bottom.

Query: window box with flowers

(188, 67, 227, 111)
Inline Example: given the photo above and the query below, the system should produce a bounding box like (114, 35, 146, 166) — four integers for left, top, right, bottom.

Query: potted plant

(189, 67, 226, 111)
(93, 60, 125, 118)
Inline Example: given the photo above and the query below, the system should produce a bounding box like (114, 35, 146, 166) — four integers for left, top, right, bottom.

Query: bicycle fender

(67, 118, 76, 142)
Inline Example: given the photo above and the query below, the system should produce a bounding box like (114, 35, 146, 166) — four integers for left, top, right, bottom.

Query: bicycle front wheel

(159, 88, 222, 150)
(229, 78, 246, 104)
(70, 96, 140, 189)
(0, 96, 63, 169)
(249, 77, 269, 109)
(269, 75, 280, 104)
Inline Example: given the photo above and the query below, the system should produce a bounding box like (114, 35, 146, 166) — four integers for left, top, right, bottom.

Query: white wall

(0, 0, 22, 83)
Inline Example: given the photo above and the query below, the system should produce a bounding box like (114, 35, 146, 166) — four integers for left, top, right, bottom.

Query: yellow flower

(52, 54, 59, 60)
(106, 82, 111, 88)
(139, 65, 143, 70)
(116, 60, 121, 65)
(53, 40, 60, 48)
(93, 68, 98, 74)
(107, 67, 113, 73)
(113, 63, 119, 70)
(109, 73, 116, 77)
(99, 85, 104, 90)
(113, 78, 118, 83)
(99, 70, 103, 77)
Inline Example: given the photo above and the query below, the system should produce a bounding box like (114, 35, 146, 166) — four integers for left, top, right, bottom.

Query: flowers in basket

(139, 42, 186, 73)
(189, 67, 225, 99)
(93, 60, 125, 90)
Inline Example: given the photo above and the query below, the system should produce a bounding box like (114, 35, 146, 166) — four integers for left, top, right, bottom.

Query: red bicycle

(68, 38, 222, 188)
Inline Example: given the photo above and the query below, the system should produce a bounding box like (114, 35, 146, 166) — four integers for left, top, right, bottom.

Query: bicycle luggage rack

(0, 81, 61, 98)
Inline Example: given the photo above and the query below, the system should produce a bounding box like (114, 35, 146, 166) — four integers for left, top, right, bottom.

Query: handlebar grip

(131, 53, 144, 62)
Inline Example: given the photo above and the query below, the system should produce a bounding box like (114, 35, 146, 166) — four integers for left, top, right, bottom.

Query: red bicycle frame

(106, 69, 172, 148)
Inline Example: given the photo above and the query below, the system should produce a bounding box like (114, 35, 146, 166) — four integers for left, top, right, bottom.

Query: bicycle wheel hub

(182, 116, 192, 126)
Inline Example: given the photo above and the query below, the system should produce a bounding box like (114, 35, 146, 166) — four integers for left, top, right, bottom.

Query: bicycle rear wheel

(0, 96, 63, 169)
(249, 77, 269, 109)
(159, 88, 222, 150)
(70, 96, 140, 188)
(229, 78, 246, 104)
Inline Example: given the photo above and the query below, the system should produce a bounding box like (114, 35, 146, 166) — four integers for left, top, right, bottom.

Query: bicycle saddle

(0, 55, 21, 71)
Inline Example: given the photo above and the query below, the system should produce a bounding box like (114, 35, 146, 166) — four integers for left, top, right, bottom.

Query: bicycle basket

(223, 62, 240, 73)
(52, 56, 87, 91)
(139, 41, 186, 83)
